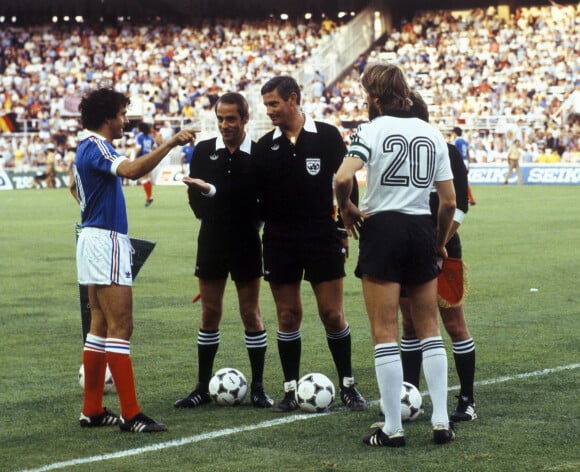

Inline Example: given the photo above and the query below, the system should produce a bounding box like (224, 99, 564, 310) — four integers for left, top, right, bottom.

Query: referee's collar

(272, 114, 317, 140)
(215, 132, 252, 154)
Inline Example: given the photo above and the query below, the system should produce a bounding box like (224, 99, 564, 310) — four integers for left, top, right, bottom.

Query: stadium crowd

(326, 4, 580, 163)
(0, 3, 579, 172)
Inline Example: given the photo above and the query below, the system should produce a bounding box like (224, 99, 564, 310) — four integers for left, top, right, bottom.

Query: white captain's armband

(453, 208, 465, 225)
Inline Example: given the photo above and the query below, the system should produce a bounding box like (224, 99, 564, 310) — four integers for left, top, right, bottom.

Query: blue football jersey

(73, 132, 129, 234)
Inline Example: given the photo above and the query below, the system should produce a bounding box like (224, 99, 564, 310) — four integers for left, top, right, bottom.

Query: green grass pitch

(0, 184, 578, 471)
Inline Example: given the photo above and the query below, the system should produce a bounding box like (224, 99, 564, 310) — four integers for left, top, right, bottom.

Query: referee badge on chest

(306, 157, 321, 176)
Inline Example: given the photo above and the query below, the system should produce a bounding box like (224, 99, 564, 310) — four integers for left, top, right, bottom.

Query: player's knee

(319, 309, 345, 332)
(277, 309, 301, 331)
(441, 307, 469, 339)
(201, 309, 222, 330)
(240, 311, 263, 332)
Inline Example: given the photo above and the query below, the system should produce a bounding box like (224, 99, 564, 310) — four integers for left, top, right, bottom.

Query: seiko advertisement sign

(2, 165, 579, 189)
(468, 164, 580, 185)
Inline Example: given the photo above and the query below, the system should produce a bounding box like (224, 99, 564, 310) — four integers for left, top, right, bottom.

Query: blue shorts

(356, 211, 439, 285)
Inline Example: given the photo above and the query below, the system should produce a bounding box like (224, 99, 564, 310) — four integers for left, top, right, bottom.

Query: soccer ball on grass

(400, 381, 423, 421)
(296, 372, 335, 413)
(208, 367, 248, 406)
(379, 381, 423, 421)
(78, 364, 115, 393)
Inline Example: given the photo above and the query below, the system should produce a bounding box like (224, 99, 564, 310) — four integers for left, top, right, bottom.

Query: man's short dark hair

(215, 92, 250, 119)
(410, 90, 429, 123)
(79, 88, 130, 131)
(260, 76, 301, 105)
(453, 126, 463, 136)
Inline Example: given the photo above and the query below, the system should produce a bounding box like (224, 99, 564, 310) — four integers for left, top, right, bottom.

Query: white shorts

(77, 227, 133, 286)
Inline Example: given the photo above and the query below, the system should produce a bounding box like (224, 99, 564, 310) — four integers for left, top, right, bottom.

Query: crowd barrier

(467, 164, 580, 185)
(352, 164, 580, 186)
(2, 163, 580, 190)
(0, 170, 71, 190)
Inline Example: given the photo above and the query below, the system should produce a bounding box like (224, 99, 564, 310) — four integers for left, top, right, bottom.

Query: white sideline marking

(20, 363, 579, 472)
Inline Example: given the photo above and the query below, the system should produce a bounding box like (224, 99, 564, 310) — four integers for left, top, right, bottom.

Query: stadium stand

(0, 2, 579, 173)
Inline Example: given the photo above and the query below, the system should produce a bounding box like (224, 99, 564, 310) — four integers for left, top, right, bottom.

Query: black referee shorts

(262, 219, 345, 284)
(195, 221, 262, 281)
(356, 211, 439, 285)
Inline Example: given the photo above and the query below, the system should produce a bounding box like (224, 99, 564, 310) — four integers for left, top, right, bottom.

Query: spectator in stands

(1, 3, 580, 165)
(353, 54, 367, 76)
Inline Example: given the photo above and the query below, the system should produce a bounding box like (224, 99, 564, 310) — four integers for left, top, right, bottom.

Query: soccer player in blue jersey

(135, 122, 157, 206)
(72, 88, 196, 433)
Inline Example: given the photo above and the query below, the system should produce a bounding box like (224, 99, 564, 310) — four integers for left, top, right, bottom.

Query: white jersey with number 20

(347, 115, 452, 216)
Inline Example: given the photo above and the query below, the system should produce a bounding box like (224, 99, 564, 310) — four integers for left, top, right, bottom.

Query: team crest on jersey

(306, 158, 321, 176)
(270, 144, 280, 151)
(209, 153, 219, 161)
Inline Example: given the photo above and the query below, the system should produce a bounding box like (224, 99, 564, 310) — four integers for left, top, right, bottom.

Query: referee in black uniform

(176, 92, 273, 409)
(253, 75, 366, 412)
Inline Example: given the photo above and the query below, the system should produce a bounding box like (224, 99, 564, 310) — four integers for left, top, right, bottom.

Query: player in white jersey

(72, 88, 195, 433)
(335, 63, 457, 447)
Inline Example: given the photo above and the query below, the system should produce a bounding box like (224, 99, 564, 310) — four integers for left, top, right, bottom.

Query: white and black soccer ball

(208, 367, 248, 406)
(400, 381, 422, 421)
(78, 364, 115, 394)
(296, 372, 335, 413)
(379, 381, 423, 421)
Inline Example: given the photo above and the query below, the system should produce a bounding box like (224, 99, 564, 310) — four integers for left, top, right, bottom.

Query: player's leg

(269, 281, 303, 412)
(407, 280, 454, 443)
(504, 161, 515, 184)
(361, 276, 405, 446)
(142, 171, 153, 206)
(198, 277, 226, 382)
(312, 277, 366, 411)
(98, 282, 167, 432)
(97, 283, 137, 418)
(234, 277, 273, 407)
(440, 305, 477, 421)
(175, 278, 226, 408)
(79, 285, 118, 427)
(516, 162, 523, 185)
(400, 295, 423, 389)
